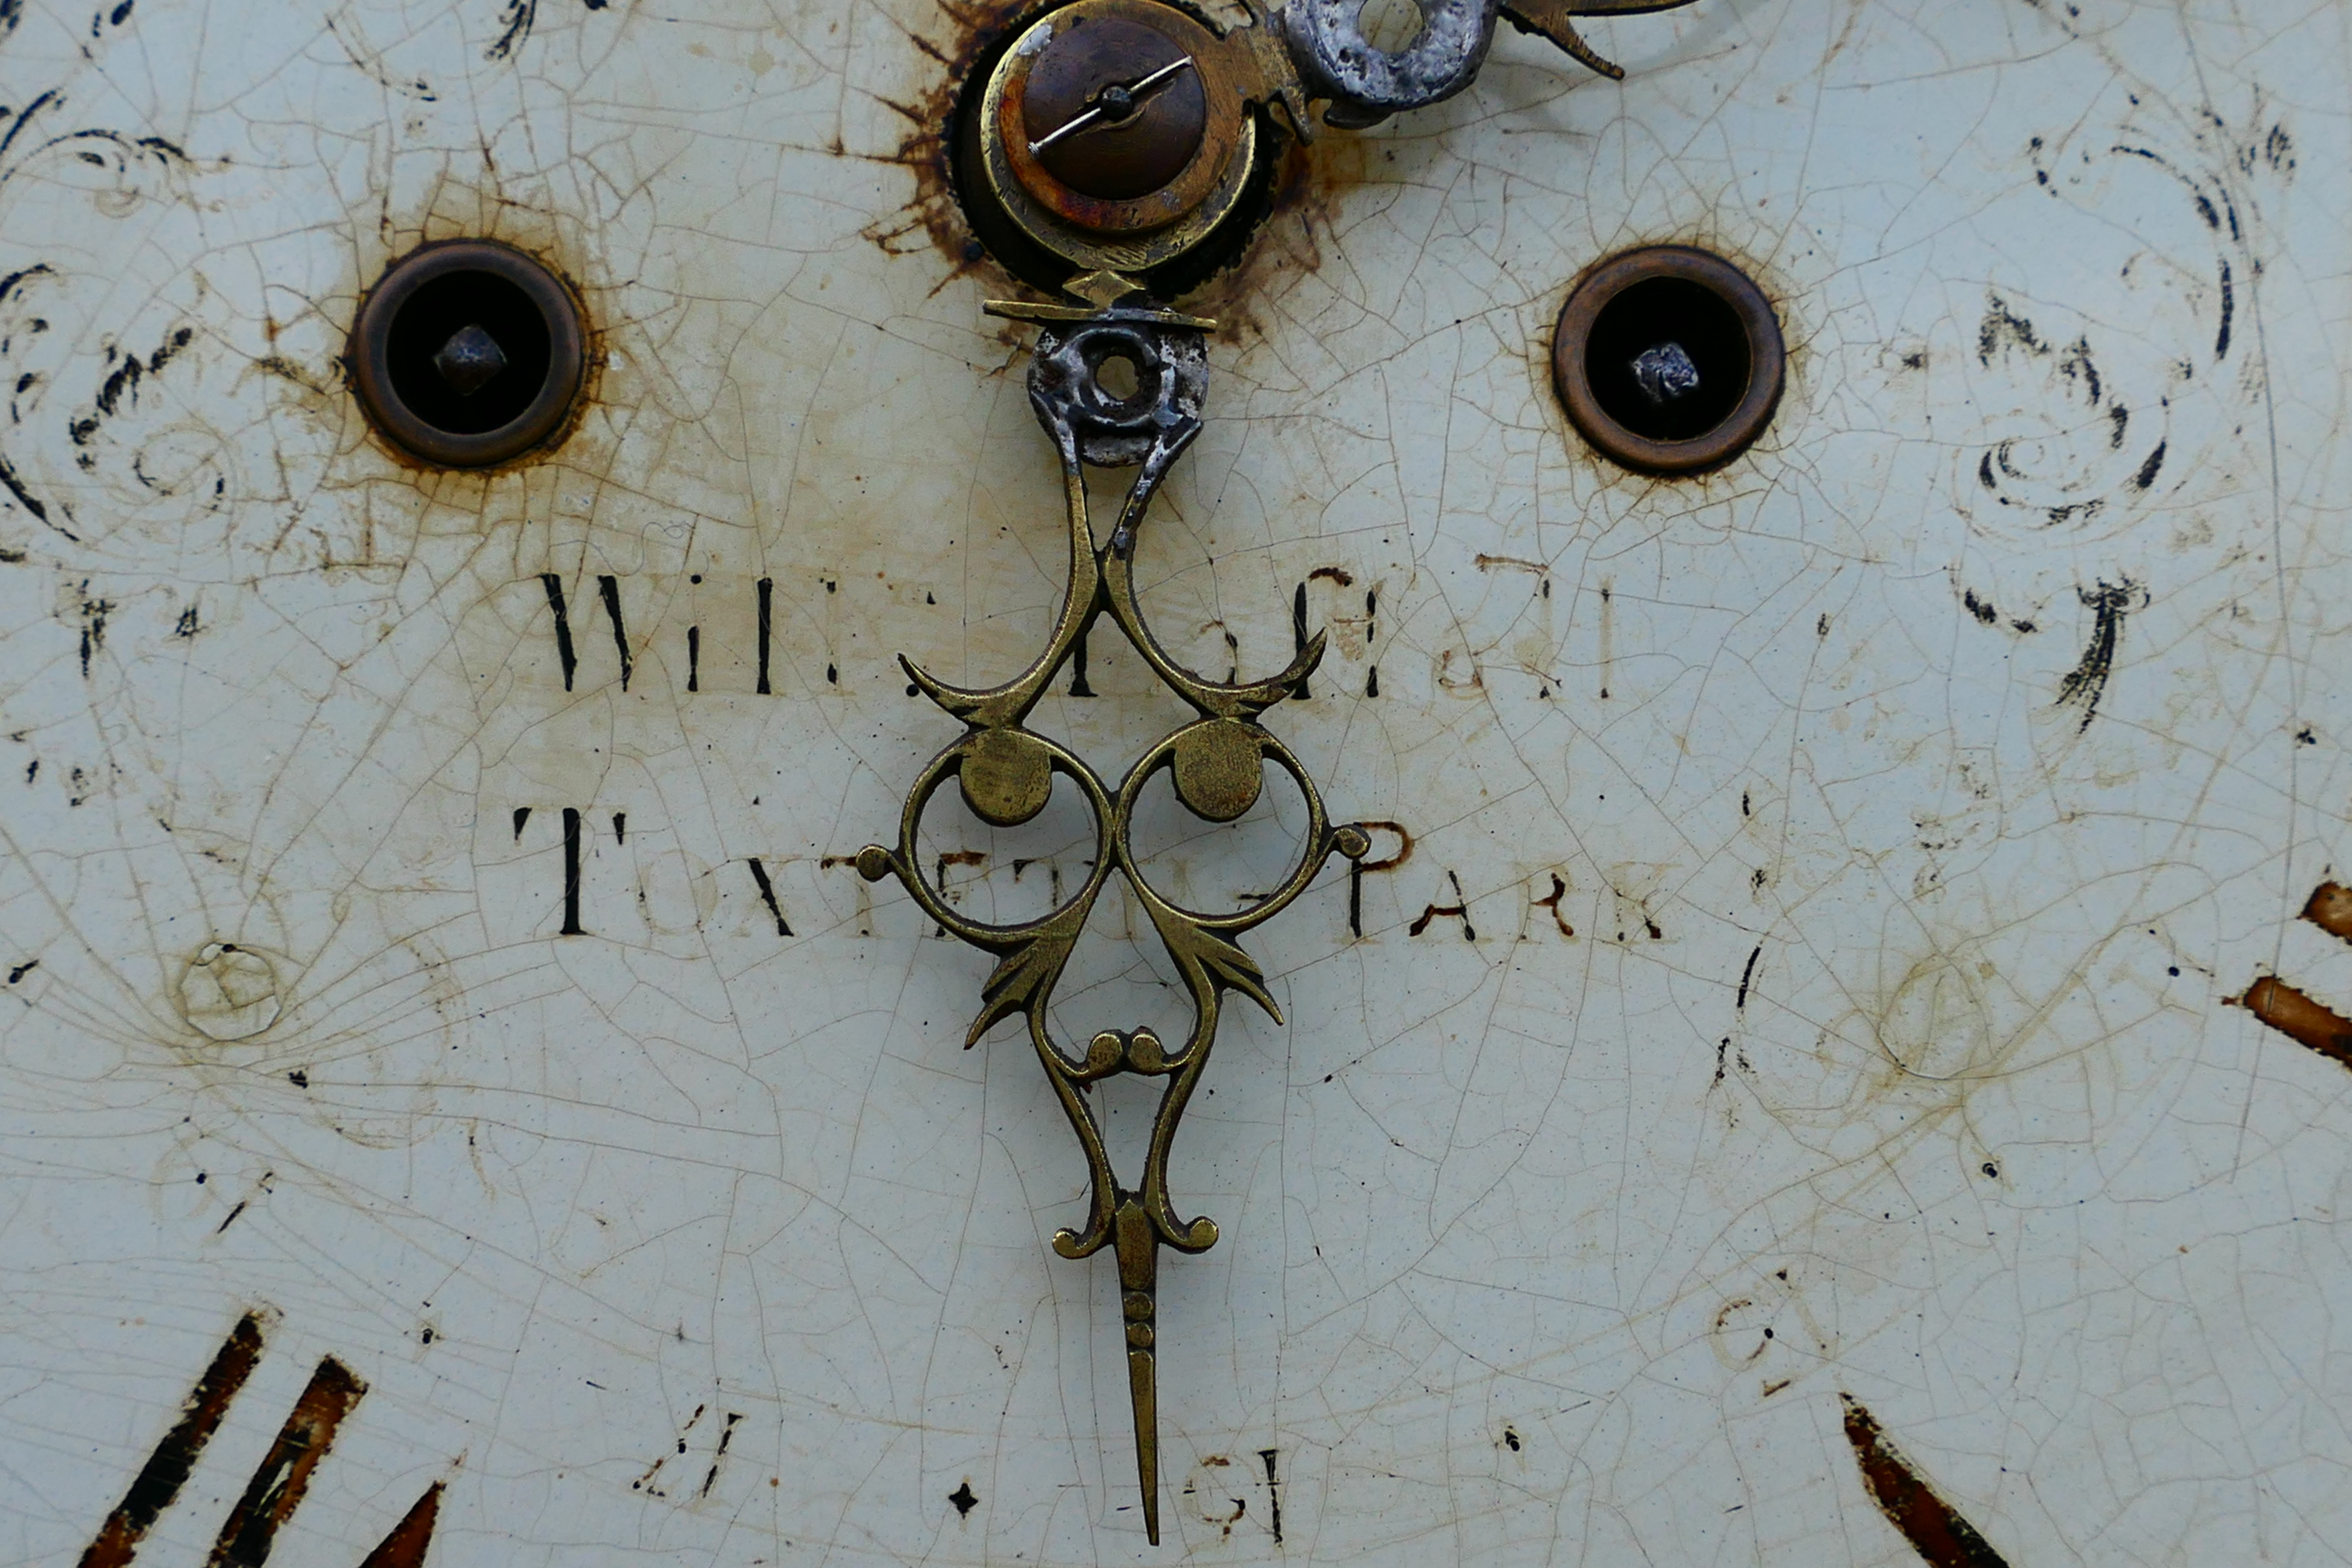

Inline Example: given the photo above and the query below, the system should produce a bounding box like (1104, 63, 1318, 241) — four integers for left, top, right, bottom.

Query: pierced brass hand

(890, 0, 1710, 1543)
(859, 299, 1369, 1544)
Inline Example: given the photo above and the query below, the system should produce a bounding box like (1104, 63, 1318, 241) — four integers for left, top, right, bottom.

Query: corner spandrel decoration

(857, 0, 1699, 1540)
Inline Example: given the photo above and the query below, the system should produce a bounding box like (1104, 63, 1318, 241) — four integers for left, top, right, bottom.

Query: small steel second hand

(1028, 56, 1196, 157)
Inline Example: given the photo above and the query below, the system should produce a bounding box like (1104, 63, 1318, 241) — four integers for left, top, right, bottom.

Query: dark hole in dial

(1582, 276, 1751, 444)
(384, 269, 554, 436)
(1088, 347, 1146, 404)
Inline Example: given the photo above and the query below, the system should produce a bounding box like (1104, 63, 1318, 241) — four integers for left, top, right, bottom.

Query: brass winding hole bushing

(1551, 246, 1783, 477)
(348, 239, 587, 469)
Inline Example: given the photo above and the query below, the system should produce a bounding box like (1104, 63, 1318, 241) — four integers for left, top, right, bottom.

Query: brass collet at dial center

(981, 0, 1257, 272)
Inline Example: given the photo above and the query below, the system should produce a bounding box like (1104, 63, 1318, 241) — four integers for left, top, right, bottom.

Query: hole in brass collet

(857, 291, 1370, 1545)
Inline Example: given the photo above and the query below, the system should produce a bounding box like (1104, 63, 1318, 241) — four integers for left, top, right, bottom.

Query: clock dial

(2, 2, 2345, 1564)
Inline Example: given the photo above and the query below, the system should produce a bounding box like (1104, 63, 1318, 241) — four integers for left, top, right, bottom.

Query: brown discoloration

(2235, 975, 2352, 1069)
(1530, 872, 1573, 937)
(203, 1357, 367, 1568)
(356, 1483, 441, 1568)
(858, 0, 1019, 295)
(1183, 129, 1331, 335)
(2301, 881, 2352, 943)
(277, 174, 615, 492)
(1839, 1394, 2010, 1568)
(80, 1312, 267, 1568)
(866, 0, 1358, 331)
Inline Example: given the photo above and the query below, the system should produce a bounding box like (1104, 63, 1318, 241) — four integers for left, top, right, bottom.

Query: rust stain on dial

(864, 0, 1368, 326)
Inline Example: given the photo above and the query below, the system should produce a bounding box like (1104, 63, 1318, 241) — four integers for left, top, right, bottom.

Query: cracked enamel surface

(2, 2, 2350, 1563)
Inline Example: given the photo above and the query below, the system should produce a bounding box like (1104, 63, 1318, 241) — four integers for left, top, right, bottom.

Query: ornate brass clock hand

(874, 0, 1705, 1543)
(857, 297, 1370, 1544)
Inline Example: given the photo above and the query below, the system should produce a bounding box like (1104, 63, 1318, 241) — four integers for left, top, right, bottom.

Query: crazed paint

(1, 2, 2348, 1564)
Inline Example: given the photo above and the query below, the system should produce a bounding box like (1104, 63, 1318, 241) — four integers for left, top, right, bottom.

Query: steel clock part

(1280, 0, 1705, 126)
(957, 0, 1704, 299)
(973, 0, 1261, 275)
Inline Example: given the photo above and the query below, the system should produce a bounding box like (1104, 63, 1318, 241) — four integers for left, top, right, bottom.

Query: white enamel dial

(1, 3, 2345, 1564)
